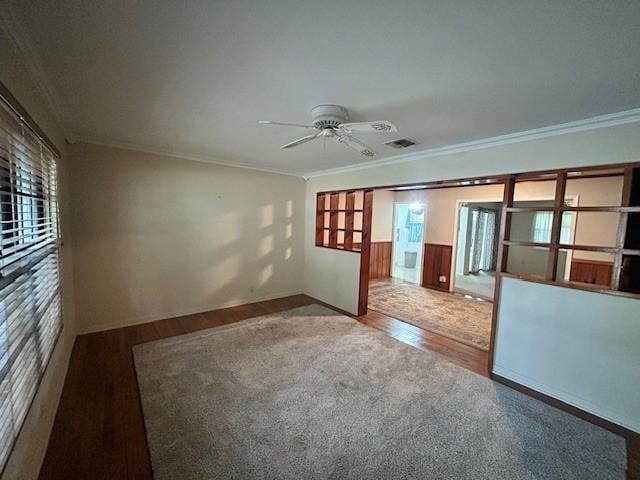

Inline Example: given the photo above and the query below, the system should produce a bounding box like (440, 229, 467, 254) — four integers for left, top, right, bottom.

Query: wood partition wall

(421, 243, 452, 291)
(569, 259, 613, 286)
(315, 162, 640, 322)
(315, 190, 371, 252)
(315, 163, 640, 450)
(488, 166, 640, 369)
(369, 242, 392, 279)
(315, 189, 373, 315)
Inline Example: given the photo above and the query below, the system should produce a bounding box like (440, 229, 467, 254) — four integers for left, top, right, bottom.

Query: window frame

(0, 82, 63, 474)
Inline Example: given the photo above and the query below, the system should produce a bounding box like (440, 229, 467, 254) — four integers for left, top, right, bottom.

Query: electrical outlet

(439, 275, 447, 283)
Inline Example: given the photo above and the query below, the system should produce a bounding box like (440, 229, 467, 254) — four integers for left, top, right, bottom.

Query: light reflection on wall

(258, 264, 274, 287)
(259, 234, 274, 257)
(259, 204, 275, 229)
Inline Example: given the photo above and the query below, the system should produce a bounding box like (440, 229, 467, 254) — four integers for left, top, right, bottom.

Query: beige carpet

(369, 278, 492, 350)
(133, 304, 625, 479)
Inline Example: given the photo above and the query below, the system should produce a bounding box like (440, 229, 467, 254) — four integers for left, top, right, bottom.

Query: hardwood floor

(359, 309, 489, 376)
(39, 295, 313, 480)
(38, 294, 637, 480)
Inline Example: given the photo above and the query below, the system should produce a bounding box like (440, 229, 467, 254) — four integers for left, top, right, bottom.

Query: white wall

(494, 277, 640, 433)
(371, 189, 395, 242)
(0, 28, 77, 480)
(303, 246, 361, 313)
(67, 143, 306, 333)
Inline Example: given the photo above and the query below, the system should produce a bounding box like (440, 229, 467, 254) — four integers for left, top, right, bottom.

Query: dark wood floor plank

(37, 294, 637, 480)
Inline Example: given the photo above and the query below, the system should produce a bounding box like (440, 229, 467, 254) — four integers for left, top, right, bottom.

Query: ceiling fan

(258, 105, 397, 157)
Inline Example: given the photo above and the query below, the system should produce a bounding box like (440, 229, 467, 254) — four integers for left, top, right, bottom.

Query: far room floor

(454, 271, 496, 300)
(368, 277, 493, 351)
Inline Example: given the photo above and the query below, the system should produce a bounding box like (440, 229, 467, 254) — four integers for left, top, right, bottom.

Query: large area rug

(369, 278, 492, 350)
(133, 304, 624, 479)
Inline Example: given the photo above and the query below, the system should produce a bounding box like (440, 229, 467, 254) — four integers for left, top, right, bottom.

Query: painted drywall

(304, 246, 361, 313)
(303, 121, 639, 311)
(11, 1, 640, 176)
(371, 190, 395, 242)
(0, 28, 77, 480)
(67, 143, 306, 333)
(494, 276, 640, 433)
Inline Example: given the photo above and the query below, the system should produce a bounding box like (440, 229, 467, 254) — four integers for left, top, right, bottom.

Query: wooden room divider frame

(315, 161, 640, 365)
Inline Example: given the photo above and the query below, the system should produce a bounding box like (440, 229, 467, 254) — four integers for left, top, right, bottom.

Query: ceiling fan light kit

(258, 104, 398, 157)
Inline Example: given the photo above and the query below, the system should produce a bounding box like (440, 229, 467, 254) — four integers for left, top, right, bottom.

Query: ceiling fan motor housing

(311, 104, 349, 129)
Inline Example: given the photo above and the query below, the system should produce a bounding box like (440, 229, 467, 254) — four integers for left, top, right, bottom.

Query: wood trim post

(344, 191, 355, 250)
(498, 177, 516, 272)
(488, 177, 515, 372)
(315, 193, 325, 246)
(611, 167, 633, 290)
(357, 190, 373, 316)
(328, 193, 339, 248)
(546, 171, 568, 281)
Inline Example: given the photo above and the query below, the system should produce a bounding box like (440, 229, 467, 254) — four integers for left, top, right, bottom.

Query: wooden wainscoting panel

(369, 242, 392, 279)
(422, 243, 453, 292)
(569, 259, 613, 287)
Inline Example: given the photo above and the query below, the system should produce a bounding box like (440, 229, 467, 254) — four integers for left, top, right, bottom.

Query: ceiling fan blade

(259, 120, 316, 129)
(281, 132, 321, 149)
(336, 133, 376, 157)
(339, 121, 398, 134)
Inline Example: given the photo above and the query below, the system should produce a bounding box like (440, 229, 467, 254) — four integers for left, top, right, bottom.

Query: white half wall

(494, 277, 640, 433)
(303, 247, 361, 314)
(371, 190, 395, 242)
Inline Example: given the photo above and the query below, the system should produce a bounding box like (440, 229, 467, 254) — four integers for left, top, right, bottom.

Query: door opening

(454, 203, 500, 300)
(392, 202, 425, 284)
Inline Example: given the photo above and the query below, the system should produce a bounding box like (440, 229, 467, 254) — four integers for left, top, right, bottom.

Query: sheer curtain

(469, 208, 497, 274)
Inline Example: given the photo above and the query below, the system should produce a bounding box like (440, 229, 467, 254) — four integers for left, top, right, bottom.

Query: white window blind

(0, 96, 62, 471)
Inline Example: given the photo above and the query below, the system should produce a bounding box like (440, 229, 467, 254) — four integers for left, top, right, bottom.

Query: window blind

(0, 96, 62, 471)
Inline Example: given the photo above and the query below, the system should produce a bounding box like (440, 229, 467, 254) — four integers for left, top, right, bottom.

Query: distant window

(532, 211, 571, 243)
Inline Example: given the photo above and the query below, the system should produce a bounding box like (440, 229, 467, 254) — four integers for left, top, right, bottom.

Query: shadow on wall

(69, 146, 304, 331)
(121, 198, 299, 318)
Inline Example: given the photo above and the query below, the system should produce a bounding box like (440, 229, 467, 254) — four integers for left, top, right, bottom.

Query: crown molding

(302, 108, 640, 179)
(0, 1, 74, 143)
(70, 135, 302, 178)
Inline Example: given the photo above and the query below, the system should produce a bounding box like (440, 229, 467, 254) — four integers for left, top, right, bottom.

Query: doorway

(392, 202, 425, 284)
(454, 203, 500, 300)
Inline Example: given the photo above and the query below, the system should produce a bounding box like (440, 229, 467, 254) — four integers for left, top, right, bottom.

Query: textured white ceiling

(9, 0, 640, 176)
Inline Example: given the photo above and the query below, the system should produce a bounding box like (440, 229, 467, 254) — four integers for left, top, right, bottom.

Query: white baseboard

(492, 364, 639, 434)
(78, 290, 305, 335)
